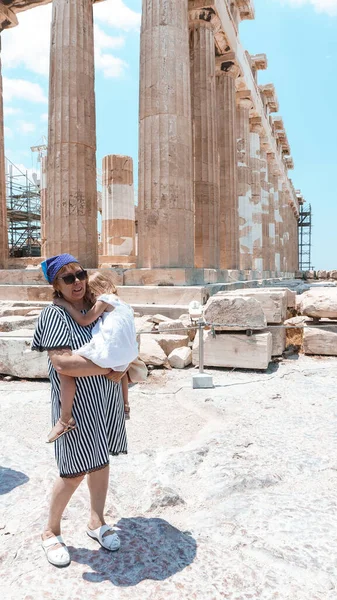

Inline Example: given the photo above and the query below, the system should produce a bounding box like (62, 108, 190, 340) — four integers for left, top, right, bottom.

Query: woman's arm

(48, 348, 126, 382)
(54, 299, 107, 326)
(48, 348, 110, 377)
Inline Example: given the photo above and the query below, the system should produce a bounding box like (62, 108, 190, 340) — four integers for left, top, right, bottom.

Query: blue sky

(2, 0, 337, 269)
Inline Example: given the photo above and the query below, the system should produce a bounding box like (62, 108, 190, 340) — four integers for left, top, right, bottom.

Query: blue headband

(41, 254, 79, 284)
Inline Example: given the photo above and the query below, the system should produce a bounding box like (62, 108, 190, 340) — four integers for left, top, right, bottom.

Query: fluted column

(137, 0, 194, 268)
(237, 96, 253, 271)
(216, 55, 239, 270)
(249, 120, 263, 271)
(266, 154, 276, 273)
(273, 174, 282, 273)
(0, 41, 7, 268)
(102, 155, 135, 260)
(40, 154, 47, 258)
(260, 145, 271, 272)
(190, 12, 220, 269)
(46, 0, 98, 267)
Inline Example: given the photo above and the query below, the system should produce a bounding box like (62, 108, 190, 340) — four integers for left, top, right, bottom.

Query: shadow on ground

(0, 467, 29, 495)
(70, 517, 197, 586)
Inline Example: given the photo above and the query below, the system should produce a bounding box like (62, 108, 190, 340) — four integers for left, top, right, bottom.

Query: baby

(48, 271, 139, 443)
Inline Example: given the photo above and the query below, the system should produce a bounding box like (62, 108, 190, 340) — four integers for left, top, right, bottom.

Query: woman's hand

(106, 369, 127, 383)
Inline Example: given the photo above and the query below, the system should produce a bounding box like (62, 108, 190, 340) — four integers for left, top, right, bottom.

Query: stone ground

(1, 356, 337, 600)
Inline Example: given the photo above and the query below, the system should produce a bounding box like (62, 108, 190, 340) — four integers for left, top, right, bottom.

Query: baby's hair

(88, 271, 118, 300)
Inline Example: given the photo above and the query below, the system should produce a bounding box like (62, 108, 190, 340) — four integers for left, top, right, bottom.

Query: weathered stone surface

(168, 347, 192, 369)
(158, 320, 185, 334)
(0, 315, 37, 332)
(148, 314, 173, 325)
(152, 334, 189, 357)
(134, 316, 156, 335)
(192, 330, 272, 370)
(266, 326, 286, 356)
(303, 323, 337, 356)
(203, 295, 266, 331)
(0, 331, 48, 378)
(139, 336, 168, 367)
(298, 289, 337, 319)
(329, 270, 337, 280)
(220, 289, 288, 323)
(317, 270, 328, 280)
(179, 314, 196, 341)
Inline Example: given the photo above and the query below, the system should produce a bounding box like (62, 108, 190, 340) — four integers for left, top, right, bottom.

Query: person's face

(54, 264, 87, 304)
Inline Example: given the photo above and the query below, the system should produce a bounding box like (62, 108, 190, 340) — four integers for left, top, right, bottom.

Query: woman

(32, 253, 127, 568)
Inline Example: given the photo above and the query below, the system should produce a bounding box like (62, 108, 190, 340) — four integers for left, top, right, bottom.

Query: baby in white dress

(48, 271, 139, 443)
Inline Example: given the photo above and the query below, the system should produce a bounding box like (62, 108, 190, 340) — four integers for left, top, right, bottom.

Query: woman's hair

(88, 271, 118, 300)
(52, 262, 86, 299)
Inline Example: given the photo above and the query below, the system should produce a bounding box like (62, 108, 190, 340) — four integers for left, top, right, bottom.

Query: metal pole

(198, 319, 204, 374)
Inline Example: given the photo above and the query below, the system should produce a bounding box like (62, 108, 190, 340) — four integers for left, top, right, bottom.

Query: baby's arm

(54, 298, 108, 326)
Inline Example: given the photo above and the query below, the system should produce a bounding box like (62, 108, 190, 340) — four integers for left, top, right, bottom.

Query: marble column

(190, 13, 220, 269)
(273, 174, 282, 273)
(237, 96, 253, 271)
(137, 0, 194, 268)
(260, 144, 271, 272)
(46, 0, 98, 267)
(266, 154, 276, 273)
(249, 120, 263, 272)
(101, 155, 135, 261)
(0, 41, 7, 268)
(40, 154, 47, 258)
(216, 56, 239, 270)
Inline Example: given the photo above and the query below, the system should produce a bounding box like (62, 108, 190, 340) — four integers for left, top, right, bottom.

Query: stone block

(303, 323, 337, 356)
(192, 331, 272, 370)
(118, 285, 208, 306)
(329, 271, 337, 280)
(178, 314, 196, 341)
(317, 270, 328, 280)
(0, 315, 37, 332)
(139, 336, 169, 367)
(219, 289, 288, 323)
(130, 304, 190, 320)
(151, 334, 189, 356)
(157, 320, 185, 334)
(266, 326, 286, 356)
(168, 347, 192, 369)
(148, 314, 173, 324)
(203, 295, 266, 331)
(298, 289, 337, 319)
(0, 331, 48, 378)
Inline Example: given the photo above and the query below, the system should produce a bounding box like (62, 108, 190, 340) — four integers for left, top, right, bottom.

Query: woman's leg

(87, 465, 109, 531)
(42, 474, 85, 543)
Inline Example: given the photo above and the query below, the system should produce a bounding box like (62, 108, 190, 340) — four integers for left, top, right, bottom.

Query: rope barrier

(136, 321, 337, 335)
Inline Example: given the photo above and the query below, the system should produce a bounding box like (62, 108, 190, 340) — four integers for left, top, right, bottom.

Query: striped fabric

(32, 305, 127, 477)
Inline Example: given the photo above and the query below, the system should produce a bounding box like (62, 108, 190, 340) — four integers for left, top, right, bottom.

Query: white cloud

(1, 1, 139, 79)
(279, 0, 337, 15)
(3, 78, 47, 103)
(40, 113, 48, 122)
(19, 122, 36, 134)
(4, 126, 12, 138)
(4, 107, 21, 117)
(94, 0, 141, 31)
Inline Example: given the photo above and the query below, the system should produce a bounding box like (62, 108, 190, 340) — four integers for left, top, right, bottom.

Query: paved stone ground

(1, 356, 337, 599)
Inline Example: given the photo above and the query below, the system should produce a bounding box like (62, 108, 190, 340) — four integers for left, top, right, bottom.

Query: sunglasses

(57, 270, 88, 285)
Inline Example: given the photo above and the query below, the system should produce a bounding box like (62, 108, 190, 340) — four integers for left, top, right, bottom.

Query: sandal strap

(42, 535, 64, 549)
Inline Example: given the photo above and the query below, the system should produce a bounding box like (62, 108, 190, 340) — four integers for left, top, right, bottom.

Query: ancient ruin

(0, 0, 301, 281)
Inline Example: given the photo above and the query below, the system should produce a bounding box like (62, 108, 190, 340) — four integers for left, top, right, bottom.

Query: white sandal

(87, 524, 120, 551)
(42, 535, 70, 567)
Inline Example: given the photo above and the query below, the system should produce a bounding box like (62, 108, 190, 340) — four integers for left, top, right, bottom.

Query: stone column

(40, 154, 47, 258)
(46, 0, 98, 267)
(216, 55, 239, 270)
(249, 120, 263, 272)
(190, 13, 220, 269)
(237, 96, 253, 271)
(273, 174, 283, 273)
(260, 145, 271, 272)
(266, 154, 276, 273)
(0, 41, 7, 268)
(137, 0, 194, 268)
(101, 155, 135, 261)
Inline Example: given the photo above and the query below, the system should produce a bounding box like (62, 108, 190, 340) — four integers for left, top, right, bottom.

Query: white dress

(74, 294, 138, 371)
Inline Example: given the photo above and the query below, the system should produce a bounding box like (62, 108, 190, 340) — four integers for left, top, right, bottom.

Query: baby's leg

(121, 373, 130, 419)
(47, 375, 76, 443)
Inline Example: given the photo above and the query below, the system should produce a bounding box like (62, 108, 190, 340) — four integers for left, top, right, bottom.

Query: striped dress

(32, 305, 127, 478)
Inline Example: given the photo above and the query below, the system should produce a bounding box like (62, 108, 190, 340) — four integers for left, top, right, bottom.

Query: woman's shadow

(69, 516, 197, 586)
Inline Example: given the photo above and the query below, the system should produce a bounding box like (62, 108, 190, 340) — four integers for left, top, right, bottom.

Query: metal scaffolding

(298, 203, 313, 271)
(6, 158, 41, 257)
